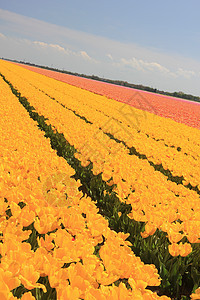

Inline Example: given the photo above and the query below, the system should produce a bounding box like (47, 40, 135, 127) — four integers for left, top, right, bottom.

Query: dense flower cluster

(1, 61, 199, 260)
(17, 67, 200, 189)
(0, 68, 170, 299)
(15, 62, 200, 129)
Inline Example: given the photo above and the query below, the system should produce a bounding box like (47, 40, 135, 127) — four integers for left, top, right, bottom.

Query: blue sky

(0, 0, 200, 95)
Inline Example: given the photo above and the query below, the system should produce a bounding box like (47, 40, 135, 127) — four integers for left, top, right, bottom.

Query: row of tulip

(12, 62, 200, 157)
(1, 61, 199, 252)
(1, 59, 200, 299)
(19, 66, 200, 189)
(0, 68, 170, 299)
(15, 62, 200, 129)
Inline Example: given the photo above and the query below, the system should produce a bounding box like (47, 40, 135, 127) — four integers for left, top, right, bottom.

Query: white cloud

(119, 56, 197, 80)
(33, 41, 97, 62)
(33, 41, 47, 47)
(0, 32, 6, 38)
(120, 57, 171, 74)
(79, 51, 92, 60)
(49, 44, 65, 52)
(0, 8, 200, 94)
(107, 53, 113, 60)
(176, 68, 195, 79)
(33, 41, 66, 52)
(78, 51, 99, 64)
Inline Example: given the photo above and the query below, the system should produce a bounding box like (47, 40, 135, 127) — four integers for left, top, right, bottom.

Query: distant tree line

(3, 58, 200, 103)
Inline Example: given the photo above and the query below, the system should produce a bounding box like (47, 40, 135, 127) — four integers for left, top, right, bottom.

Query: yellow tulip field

(0, 59, 200, 299)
